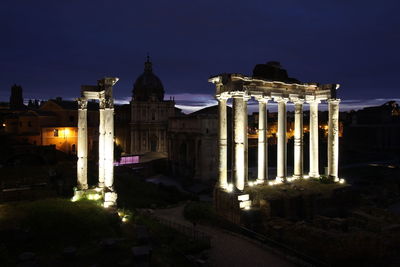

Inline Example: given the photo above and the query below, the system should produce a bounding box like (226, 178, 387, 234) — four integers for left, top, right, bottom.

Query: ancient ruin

(73, 77, 119, 208)
(209, 69, 341, 212)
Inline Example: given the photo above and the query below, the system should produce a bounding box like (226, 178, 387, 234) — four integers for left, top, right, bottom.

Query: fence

(155, 216, 211, 246)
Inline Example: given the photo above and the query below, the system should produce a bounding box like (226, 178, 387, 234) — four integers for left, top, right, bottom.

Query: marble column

(244, 97, 249, 185)
(327, 99, 340, 181)
(293, 100, 304, 178)
(309, 100, 320, 178)
(276, 98, 288, 181)
(257, 97, 268, 183)
(98, 104, 105, 188)
(77, 98, 88, 190)
(104, 101, 114, 190)
(232, 94, 248, 191)
(217, 95, 228, 189)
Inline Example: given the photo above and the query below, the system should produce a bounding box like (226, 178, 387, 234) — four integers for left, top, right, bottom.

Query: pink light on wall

(114, 155, 140, 166)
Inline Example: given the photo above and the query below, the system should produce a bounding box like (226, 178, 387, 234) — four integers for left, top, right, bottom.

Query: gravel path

(154, 204, 294, 267)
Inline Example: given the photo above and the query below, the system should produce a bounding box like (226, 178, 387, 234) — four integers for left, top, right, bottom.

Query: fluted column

(276, 98, 288, 181)
(104, 100, 114, 190)
(232, 93, 248, 191)
(217, 95, 229, 189)
(244, 97, 249, 185)
(257, 97, 268, 183)
(328, 99, 340, 181)
(98, 104, 106, 188)
(309, 100, 320, 178)
(77, 98, 88, 190)
(293, 100, 304, 178)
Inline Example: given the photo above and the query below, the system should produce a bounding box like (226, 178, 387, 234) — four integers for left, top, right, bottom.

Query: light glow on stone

(87, 193, 102, 201)
(226, 183, 234, 192)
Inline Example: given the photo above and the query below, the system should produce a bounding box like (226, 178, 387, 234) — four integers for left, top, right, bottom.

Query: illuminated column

(232, 93, 248, 191)
(293, 100, 304, 178)
(328, 99, 340, 181)
(217, 95, 229, 189)
(276, 98, 288, 181)
(244, 97, 249, 185)
(104, 100, 114, 190)
(98, 103, 106, 188)
(77, 98, 88, 190)
(309, 100, 320, 178)
(257, 97, 268, 183)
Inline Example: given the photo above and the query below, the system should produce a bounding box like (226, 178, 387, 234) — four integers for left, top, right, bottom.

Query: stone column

(276, 98, 288, 181)
(217, 95, 228, 189)
(257, 97, 268, 183)
(98, 103, 105, 188)
(293, 100, 304, 178)
(104, 100, 114, 190)
(309, 100, 320, 178)
(77, 98, 88, 190)
(244, 97, 249, 185)
(328, 99, 340, 181)
(232, 93, 248, 191)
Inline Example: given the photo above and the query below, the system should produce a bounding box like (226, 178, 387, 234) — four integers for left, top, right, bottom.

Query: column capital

(77, 98, 88, 110)
(99, 97, 114, 109)
(216, 93, 230, 101)
(327, 98, 341, 104)
(306, 99, 321, 104)
(291, 98, 305, 105)
(255, 96, 270, 103)
(231, 92, 251, 101)
(274, 97, 289, 103)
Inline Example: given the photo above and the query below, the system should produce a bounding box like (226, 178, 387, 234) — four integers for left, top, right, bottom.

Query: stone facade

(168, 106, 220, 181)
(129, 58, 178, 155)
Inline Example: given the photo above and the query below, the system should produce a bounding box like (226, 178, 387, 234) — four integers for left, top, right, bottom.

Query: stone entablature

(210, 73, 338, 101)
(209, 73, 341, 198)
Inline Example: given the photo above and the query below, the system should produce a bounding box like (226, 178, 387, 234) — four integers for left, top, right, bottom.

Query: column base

(218, 182, 228, 191)
(292, 175, 303, 179)
(71, 189, 86, 202)
(256, 179, 266, 185)
(309, 173, 320, 179)
(273, 177, 285, 185)
(329, 175, 339, 182)
(104, 192, 118, 208)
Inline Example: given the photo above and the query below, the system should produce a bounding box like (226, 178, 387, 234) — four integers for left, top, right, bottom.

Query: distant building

(344, 101, 400, 152)
(167, 105, 232, 181)
(3, 97, 100, 155)
(9, 84, 26, 110)
(129, 57, 181, 155)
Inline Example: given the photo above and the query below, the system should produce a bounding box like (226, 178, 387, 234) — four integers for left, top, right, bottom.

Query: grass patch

(0, 199, 120, 265)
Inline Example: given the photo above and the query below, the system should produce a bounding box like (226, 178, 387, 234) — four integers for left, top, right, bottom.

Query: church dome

(132, 57, 165, 101)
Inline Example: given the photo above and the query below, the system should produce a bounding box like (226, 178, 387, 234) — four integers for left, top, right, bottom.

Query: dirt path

(154, 204, 294, 267)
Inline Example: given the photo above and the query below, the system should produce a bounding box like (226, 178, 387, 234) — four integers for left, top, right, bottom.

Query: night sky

(1, 0, 399, 112)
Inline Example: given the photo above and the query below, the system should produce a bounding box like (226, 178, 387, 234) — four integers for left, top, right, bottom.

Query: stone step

(237, 194, 249, 201)
(239, 200, 251, 209)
